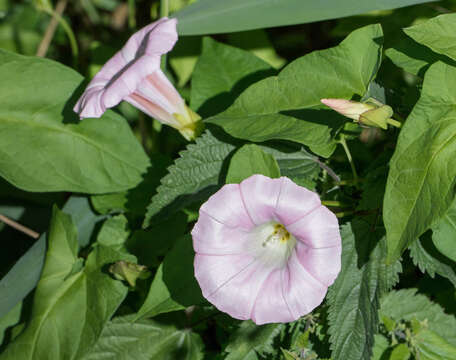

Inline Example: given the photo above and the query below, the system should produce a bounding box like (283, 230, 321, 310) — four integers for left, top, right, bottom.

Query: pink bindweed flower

(191, 174, 342, 324)
(74, 17, 201, 140)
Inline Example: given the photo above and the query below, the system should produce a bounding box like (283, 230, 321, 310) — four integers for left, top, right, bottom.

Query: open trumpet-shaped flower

(191, 175, 341, 324)
(74, 17, 201, 140)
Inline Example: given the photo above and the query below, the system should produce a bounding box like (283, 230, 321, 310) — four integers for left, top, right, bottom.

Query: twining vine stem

(338, 136, 359, 189)
(0, 214, 40, 239)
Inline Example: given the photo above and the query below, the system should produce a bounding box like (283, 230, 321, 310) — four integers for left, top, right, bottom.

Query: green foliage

(174, 0, 434, 35)
(135, 236, 204, 320)
(0, 50, 149, 193)
(224, 321, 284, 360)
(379, 289, 456, 359)
(82, 315, 204, 360)
(383, 62, 456, 262)
(404, 13, 456, 61)
(226, 144, 280, 184)
(408, 236, 456, 287)
(207, 25, 383, 157)
(327, 220, 401, 360)
(191, 37, 274, 116)
(431, 198, 456, 263)
(0, 206, 129, 360)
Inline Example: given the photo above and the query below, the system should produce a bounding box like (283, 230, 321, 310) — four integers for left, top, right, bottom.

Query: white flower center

(248, 221, 296, 269)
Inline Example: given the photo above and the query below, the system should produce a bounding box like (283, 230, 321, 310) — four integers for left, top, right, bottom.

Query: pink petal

(282, 250, 328, 318)
(295, 242, 342, 286)
(275, 177, 321, 226)
(200, 184, 255, 230)
(250, 269, 295, 324)
(192, 212, 250, 255)
(286, 206, 340, 248)
(194, 254, 268, 320)
(239, 175, 283, 225)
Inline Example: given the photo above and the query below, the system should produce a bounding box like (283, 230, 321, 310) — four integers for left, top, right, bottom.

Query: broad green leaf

(174, 0, 434, 35)
(404, 14, 456, 61)
(379, 289, 456, 347)
(169, 36, 201, 87)
(0, 196, 103, 320)
(431, 198, 456, 263)
(82, 315, 204, 360)
(135, 236, 204, 320)
(224, 321, 283, 360)
(383, 62, 456, 262)
(385, 34, 455, 77)
(207, 25, 383, 157)
(191, 37, 274, 117)
(390, 344, 411, 360)
(0, 206, 129, 360)
(143, 131, 322, 227)
(327, 220, 401, 360)
(96, 215, 130, 252)
(0, 49, 149, 193)
(409, 235, 456, 287)
(226, 144, 280, 184)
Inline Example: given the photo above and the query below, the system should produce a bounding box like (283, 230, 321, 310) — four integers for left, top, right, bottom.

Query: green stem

(335, 210, 356, 218)
(128, 0, 136, 29)
(321, 200, 351, 208)
(387, 118, 402, 128)
(41, 7, 78, 63)
(339, 136, 359, 188)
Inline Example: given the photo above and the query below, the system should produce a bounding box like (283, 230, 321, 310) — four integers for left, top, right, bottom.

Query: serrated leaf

(383, 62, 456, 262)
(380, 289, 456, 347)
(207, 25, 383, 158)
(135, 236, 204, 320)
(0, 206, 129, 360)
(191, 37, 274, 117)
(372, 334, 390, 360)
(226, 144, 280, 184)
(431, 198, 456, 263)
(224, 321, 284, 360)
(82, 315, 204, 360)
(414, 328, 456, 360)
(143, 130, 236, 227)
(408, 235, 456, 287)
(404, 14, 456, 61)
(327, 219, 401, 360)
(0, 49, 149, 193)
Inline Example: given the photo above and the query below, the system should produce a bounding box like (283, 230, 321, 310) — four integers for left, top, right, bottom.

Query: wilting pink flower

(191, 175, 341, 324)
(74, 17, 201, 140)
(321, 98, 375, 121)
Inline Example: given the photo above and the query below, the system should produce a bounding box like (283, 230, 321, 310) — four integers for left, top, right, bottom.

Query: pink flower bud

(74, 18, 201, 140)
(321, 98, 375, 121)
(191, 175, 341, 324)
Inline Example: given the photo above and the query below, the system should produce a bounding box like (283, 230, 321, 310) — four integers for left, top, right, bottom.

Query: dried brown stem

(0, 214, 40, 239)
(36, 0, 68, 57)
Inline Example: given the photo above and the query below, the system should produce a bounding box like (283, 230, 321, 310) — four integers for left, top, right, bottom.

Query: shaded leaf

(431, 198, 456, 263)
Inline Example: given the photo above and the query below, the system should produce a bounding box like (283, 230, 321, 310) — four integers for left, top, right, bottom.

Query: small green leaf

(0, 49, 149, 193)
(327, 220, 402, 360)
(390, 343, 411, 360)
(0, 206, 129, 360)
(404, 14, 456, 61)
(207, 25, 383, 157)
(372, 334, 390, 360)
(96, 215, 130, 252)
(82, 315, 204, 360)
(431, 198, 456, 263)
(384, 62, 456, 262)
(226, 144, 280, 184)
(135, 236, 204, 320)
